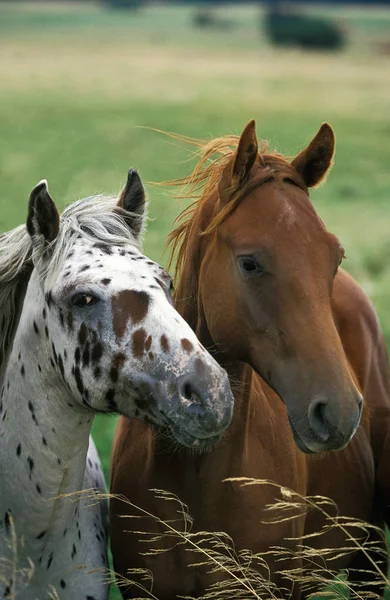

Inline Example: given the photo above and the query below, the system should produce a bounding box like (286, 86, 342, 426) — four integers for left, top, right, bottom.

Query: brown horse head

(170, 121, 362, 453)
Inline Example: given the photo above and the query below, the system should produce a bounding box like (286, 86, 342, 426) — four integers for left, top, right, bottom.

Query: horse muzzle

(288, 392, 363, 453)
(160, 364, 234, 448)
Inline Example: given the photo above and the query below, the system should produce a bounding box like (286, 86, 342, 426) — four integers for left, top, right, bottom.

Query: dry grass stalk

(1, 484, 388, 598)
(108, 481, 389, 600)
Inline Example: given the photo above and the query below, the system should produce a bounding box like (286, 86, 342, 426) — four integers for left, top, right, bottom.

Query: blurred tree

(103, 0, 143, 9)
(265, 4, 345, 50)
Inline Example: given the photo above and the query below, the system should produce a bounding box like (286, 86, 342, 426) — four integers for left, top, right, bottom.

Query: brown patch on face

(181, 338, 194, 353)
(132, 329, 147, 359)
(112, 290, 150, 340)
(161, 334, 170, 353)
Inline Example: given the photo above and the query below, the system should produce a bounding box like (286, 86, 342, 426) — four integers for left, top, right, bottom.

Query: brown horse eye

(238, 257, 264, 276)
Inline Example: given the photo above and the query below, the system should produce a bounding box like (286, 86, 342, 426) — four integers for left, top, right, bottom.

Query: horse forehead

(224, 181, 327, 245)
(64, 243, 161, 278)
(70, 241, 140, 261)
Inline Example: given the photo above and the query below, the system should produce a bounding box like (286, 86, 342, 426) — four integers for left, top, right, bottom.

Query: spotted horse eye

(71, 293, 99, 308)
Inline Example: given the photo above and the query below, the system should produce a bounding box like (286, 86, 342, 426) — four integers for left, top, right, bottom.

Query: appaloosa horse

(110, 123, 390, 599)
(0, 170, 234, 599)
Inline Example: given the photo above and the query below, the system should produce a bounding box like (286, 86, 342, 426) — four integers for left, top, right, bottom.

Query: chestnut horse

(110, 122, 390, 599)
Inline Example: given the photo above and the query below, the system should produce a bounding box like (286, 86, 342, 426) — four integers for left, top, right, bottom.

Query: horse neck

(0, 273, 93, 540)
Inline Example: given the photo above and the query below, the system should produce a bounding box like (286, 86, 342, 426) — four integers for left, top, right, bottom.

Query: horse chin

(292, 433, 315, 454)
(288, 416, 346, 454)
(172, 424, 222, 449)
(162, 417, 222, 450)
(288, 416, 316, 454)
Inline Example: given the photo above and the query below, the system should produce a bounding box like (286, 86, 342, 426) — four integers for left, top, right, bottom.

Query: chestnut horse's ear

(291, 123, 335, 188)
(27, 180, 60, 246)
(219, 120, 258, 203)
(117, 169, 146, 239)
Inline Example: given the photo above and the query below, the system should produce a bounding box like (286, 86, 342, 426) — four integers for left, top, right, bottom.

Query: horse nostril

(177, 371, 229, 433)
(308, 400, 330, 442)
(178, 379, 207, 419)
(183, 382, 200, 404)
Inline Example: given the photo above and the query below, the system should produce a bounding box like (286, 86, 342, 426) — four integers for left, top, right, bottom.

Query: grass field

(1, 2, 390, 597)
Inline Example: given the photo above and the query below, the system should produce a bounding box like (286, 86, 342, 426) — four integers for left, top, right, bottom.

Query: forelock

(39, 195, 142, 289)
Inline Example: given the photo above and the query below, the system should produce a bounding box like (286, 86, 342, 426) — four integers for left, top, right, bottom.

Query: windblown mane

(0, 194, 142, 372)
(0, 225, 33, 372)
(166, 133, 306, 320)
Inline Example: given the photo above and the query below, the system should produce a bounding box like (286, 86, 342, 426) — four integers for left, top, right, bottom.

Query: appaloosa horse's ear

(291, 123, 335, 188)
(117, 169, 146, 239)
(27, 180, 60, 245)
(219, 120, 258, 203)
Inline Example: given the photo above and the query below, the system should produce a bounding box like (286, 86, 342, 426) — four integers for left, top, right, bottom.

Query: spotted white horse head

(27, 169, 233, 442)
(0, 170, 234, 599)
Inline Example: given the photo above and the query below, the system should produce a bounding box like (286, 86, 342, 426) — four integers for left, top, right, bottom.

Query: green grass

(1, 2, 390, 598)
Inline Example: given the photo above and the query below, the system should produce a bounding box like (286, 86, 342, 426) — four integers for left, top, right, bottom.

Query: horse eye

(238, 257, 264, 276)
(72, 293, 98, 308)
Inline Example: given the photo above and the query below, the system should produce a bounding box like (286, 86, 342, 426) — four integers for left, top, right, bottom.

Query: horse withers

(0, 170, 233, 599)
(110, 123, 390, 599)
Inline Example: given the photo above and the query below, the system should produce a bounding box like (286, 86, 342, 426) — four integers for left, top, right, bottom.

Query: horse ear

(291, 123, 335, 188)
(27, 180, 60, 245)
(117, 169, 146, 239)
(219, 120, 258, 203)
(233, 120, 259, 183)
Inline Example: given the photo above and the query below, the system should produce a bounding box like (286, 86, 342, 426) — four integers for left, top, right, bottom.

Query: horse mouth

(161, 413, 222, 448)
(288, 416, 315, 454)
